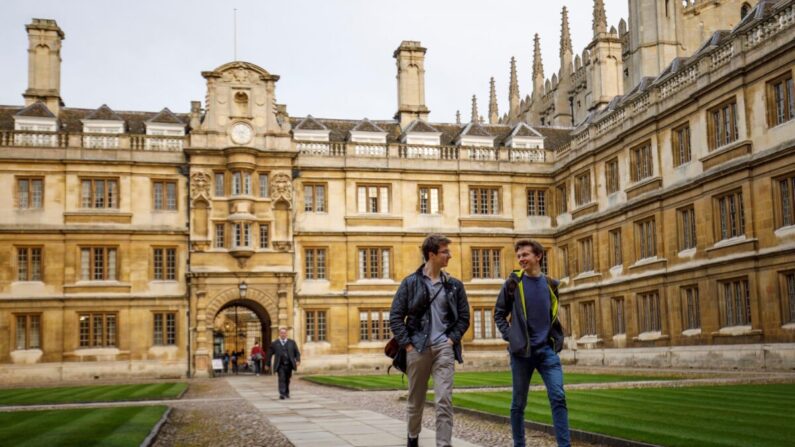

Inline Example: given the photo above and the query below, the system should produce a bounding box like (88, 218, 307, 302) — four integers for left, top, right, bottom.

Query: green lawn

(303, 371, 680, 390)
(0, 406, 167, 447)
(449, 384, 795, 447)
(0, 383, 187, 406)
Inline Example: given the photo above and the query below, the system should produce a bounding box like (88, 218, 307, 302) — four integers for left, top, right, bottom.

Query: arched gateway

(193, 286, 282, 377)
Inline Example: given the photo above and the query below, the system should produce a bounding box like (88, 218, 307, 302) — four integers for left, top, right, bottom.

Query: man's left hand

(447, 339, 454, 346)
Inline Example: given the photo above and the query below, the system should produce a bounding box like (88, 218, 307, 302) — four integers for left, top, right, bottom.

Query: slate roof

(458, 122, 493, 138)
(84, 104, 124, 121)
(147, 107, 184, 125)
(293, 115, 328, 131)
(350, 118, 386, 133)
(0, 105, 190, 133)
(15, 101, 55, 118)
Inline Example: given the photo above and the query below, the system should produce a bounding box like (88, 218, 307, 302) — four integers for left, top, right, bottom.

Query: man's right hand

(405, 344, 415, 353)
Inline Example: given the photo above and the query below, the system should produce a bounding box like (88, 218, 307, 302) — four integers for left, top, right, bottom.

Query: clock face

(231, 123, 253, 145)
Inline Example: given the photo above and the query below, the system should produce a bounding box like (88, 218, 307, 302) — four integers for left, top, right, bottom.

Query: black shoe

(407, 435, 418, 447)
(285, 395, 290, 399)
(279, 395, 285, 400)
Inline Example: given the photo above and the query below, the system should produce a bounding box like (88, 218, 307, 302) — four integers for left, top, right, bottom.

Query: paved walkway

(228, 375, 481, 447)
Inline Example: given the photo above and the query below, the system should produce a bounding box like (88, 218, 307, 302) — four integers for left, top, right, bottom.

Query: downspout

(181, 158, 192, 378)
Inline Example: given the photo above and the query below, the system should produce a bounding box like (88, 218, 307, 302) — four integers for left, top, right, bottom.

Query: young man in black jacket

(264, 327, 301, 399)
(495, 239, 570, 447)
(389, 234, 470, 447)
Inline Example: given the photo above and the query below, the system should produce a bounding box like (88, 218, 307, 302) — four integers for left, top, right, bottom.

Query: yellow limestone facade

(1, 1, 795, 383)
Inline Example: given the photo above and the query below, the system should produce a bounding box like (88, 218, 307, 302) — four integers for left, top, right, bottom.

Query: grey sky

(1, 0, 628, 123)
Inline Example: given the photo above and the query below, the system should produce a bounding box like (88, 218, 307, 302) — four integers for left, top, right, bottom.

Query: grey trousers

(406, 341, 455, 447)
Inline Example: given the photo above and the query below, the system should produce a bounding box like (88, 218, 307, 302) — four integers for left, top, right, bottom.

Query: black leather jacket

(389, 265, 470, 363)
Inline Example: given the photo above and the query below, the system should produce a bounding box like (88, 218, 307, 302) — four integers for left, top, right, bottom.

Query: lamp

(239, 281, 248, 299)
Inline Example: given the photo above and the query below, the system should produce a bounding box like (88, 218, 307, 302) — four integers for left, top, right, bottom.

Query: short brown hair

(514, 239, 544, 260)
(422, 234, 452, 261)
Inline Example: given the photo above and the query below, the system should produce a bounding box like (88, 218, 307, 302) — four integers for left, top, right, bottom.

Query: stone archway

(196, 286, 279, 377)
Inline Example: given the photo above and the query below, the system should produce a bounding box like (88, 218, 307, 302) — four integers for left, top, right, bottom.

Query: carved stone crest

(270, 172, 292, 204)
(190, 171, 211, 201)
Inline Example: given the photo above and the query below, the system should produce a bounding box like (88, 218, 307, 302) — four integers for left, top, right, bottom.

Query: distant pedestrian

(265, 328, 300, 399)
(495, 239, 570, 447)
(251, 342, 264, 376)
(222, 351, 230, 374)
(231, 351, 239, 375)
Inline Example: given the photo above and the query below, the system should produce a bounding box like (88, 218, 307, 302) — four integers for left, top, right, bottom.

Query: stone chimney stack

(24, 19, 65, 115)
(394, 41, 430, 129)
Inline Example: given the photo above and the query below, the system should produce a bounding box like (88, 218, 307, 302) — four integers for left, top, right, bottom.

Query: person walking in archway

(251, 342, 264, 376)
(265, 327, 300, 399)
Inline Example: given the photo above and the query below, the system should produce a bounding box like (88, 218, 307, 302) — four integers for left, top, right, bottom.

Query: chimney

(24, 19, 65, 115)
(394, 41, 430, 129)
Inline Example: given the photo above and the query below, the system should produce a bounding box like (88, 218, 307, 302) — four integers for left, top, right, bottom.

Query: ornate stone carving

(270, 172, 292, 204)
(190, 171, 211, 201)
(272, 240, 292, 252)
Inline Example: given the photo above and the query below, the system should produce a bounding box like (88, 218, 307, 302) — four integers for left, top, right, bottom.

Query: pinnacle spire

(488, 77, 499, 124)
(532, 33, 544, 82)
(560, 6, 572, 57)
(509, 56, 520, 121)
(593, 0, 607, 36)
(470, 95, 479, 123)
(455, 110, 461, 125)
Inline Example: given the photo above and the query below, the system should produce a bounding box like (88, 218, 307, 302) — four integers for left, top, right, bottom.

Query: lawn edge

(140, 406, 172, 447)
(429, 401, 663, 447)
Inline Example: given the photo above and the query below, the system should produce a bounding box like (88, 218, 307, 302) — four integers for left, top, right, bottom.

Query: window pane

(18, 179, 29, 208)
(106, 314, 117, 346)
(154, 313, 164, 345)
(215, 173, 225, 196)
(29, 315, 41, 349)
(16, 315, 26, 350)
(316, 186, 326, 212)
(166, 182, 176, 210)
(108, 249, 117, 280)
(153, 182, 163, 210)
(166, 248, 176, 280)
(259, 174, 269, 197)
(166, 313, 176, 345)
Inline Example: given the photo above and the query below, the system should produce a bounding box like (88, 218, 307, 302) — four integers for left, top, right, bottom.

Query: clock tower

(185, 61, 296, 377)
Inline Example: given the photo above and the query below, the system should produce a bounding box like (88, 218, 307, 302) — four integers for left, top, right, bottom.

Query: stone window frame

(574, 170, 592, 207)
(213, 171, 226, 197)
(79, 246, 118, 281)
(15, 176, 44, 209)
(303, 182, 327, 213)
(560, 244, 570, 278)
(773, 172, 795, 229)
(706, 97, 739, 151)
(636, 290, 662, 333)
(471, 247, 502, 280)
(258, 172, 270, 198)
(214, 222, 226, 249)
(78, 312, 118, 348)
(152, 246, 177, 281)
(14, 313, 42, 350)
(417, 184, 443, 215)
(608, 228, 623, 267)
(357, 247, 392, 280)
(79, 177, 120, 209)
(358, 308, 391, 342)
(258, 223, 270, 249)
(230, 171, 252, 196)
(713, 189, 745, 241)
(766, 70, 794, 127)
(634, 217, 657, 261)
(304, 247, 328, 280)
(16, 245, 43, 282)
(526, 188, 547, 216)
(305, 309, 328, 342)
(780, 271, 795, 325)
(605, 158, 620, 194)
(579, 300, 597, 336)
(718, 277, 752, 328)
(672, 123, 692, 167)
(555, 182, 568, 214)
(357, 183, 391, 214)
(577, 236, 594, 274)
(611, 297, 626, 336)
(152, 311, 177, 346)
(472, 307, 498, 339)
(151, 179, 178, 211)
(677, 205, 697, 251)
(469, 185, 501, 215)
(681, 285, 701, 331)
(629, 141, 654, 183)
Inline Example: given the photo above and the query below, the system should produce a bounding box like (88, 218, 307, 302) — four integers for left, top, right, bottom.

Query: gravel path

(152, 378, 292, 447)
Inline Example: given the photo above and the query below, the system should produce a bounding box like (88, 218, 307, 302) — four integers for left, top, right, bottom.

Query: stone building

(1, 1, 794, 383)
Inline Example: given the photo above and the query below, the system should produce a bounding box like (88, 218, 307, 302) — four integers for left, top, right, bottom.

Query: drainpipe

(181, 158, 192, 378)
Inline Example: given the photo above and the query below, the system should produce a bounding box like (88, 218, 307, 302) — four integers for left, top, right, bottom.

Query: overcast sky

(1, 0, 628, 122)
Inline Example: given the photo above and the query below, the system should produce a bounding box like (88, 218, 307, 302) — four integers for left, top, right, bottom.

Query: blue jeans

(510, 346, 570, 447)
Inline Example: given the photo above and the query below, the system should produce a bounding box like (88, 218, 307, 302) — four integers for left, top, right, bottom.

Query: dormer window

(13, 102, 58, 147)
(145, 108, 186, 150)
(350, 119, 387, 156)
(82, 104, 124, 149)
